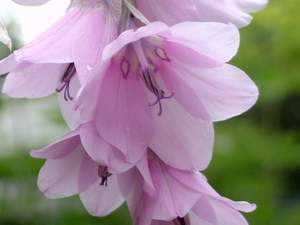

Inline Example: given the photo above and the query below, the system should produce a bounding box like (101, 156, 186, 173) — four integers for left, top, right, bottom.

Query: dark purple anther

(98, 166, 112, 187)
(56, 63, 76, 101)
(142, 67, 174, 116)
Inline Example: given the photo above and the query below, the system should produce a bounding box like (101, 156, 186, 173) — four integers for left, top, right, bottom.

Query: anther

(154, 47, 170, 62)
(121, 59, 130, 79)
(173, 217, 187, 225)
(98, 166, 112, 187)
(56, 63, 76, 101)
(141, 68, 174, 116)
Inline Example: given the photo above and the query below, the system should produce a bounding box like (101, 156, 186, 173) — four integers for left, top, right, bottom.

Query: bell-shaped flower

(76, 20, 257, 171)
(118, 151, 256, 225)
(135, 0, 268, 27)
(0, 0, 121, 129)
(30, 127, 128, 217)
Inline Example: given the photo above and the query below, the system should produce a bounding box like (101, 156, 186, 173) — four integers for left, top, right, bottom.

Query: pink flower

(0, 0, 119, 128)
(75, 21, 257, 171)
(30, 127, 127, 217)
(135, 0, 268, 27)
(118, 151, 256, 225)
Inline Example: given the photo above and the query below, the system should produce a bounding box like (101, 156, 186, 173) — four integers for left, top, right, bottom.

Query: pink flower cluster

(1, 0, 267, 224)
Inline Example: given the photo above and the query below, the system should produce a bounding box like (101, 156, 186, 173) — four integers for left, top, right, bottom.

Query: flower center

(132, 41, 173, 116)
(56, 63, 76, 102)
(98, 166, 112, 187)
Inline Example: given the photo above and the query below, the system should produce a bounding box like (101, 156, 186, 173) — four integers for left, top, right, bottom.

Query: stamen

(141, 67, 174, 116)
(56, 63, 76, 101)
(154, 47, 170, 61)
(132, 40, 173, 115)
(98, 166, 112, 187)
(121, 59, 130, 79)
(173, 217, 187, 225)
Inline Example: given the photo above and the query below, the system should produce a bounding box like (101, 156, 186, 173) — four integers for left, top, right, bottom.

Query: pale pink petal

(102, 22, 169, 60)
(136, 0, 254, 27)
(80, 175, 124, 217)
(167, 22, 240, 63)
(150, 99, 214, 171)
(2, 63, 66, 98)
(37, 146, 83, 199)
(80, 122, 133, 173)
(235, 0, 268, 13)
(136, 154, 156, 195)
(0, 54, 18, 75)
(72, 9, 117, 85)
(118, 169, 154, 225)
(192, 197, 250, 225)
(15, 9, 83, 63)
(161, 63, 258, 121)
(30, 129, 80, 159)
(78, 152, 98, 192)
(149, 159, 202, 220)
(95, 61, 152, 160)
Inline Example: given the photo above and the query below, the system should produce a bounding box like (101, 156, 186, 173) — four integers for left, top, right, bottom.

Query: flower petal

(72, 8, 117, 85)
(162, 63, 258, 121)
(2, 62, 66, 98)
(0, 54, 18, 75)
(95, 61, 152, 160)
(80, 175, 124, 217)
(102, 22, 169, 60)
(30, 129, 81, 159)
(150, 99, 214, 171)
(167, 22, 240, 63)
(15, 8, 83, 63)
(78, 152, 98, 193)
(80, 122, 133, 173)
(37, 146, 83, 199)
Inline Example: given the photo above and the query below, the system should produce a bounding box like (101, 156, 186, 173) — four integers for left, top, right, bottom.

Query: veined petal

(37, 146, 83, 199)
(78, 152, 98, 192)
(162, 63, 258, 121)
(2, 63, 66, 98)
(150, 99, 214, 171)
(80, 122, 133, 173)
(192, 197, 250, 225)
(95, 61, 152, 160)
(235, 0, 268, 13)
(0, 54, 18, 75)
(15, 8, 83, 63)
(102, 22, 169, 60)
(80, 175, 124, 217)
(72, 8, 117, 85)
(30, 128, 81, 159)
(167, 22, 240, 63)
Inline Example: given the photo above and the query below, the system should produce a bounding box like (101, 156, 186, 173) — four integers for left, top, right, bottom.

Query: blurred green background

(0, 0, 300, 224)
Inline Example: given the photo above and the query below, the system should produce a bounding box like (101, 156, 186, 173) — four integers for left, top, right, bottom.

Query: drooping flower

(135, 0, 268, 27)
(75, 20, 257, 171)
(0, 0, 121, 128)
(118, 150, 256, 225)
(30, 127, 129, 216)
